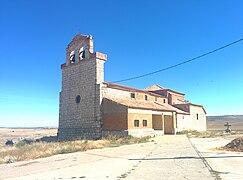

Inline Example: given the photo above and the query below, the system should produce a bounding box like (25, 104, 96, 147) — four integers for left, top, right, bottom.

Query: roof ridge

(103, 82, 166, 98)
(155, 101, 190, 114)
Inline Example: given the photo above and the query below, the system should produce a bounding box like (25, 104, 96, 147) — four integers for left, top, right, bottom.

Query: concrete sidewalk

(126, 135, 213, 180)
(0, 135, 213, 180)
(190, 137, 243, 180)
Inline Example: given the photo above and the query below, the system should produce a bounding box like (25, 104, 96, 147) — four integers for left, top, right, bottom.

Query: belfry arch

(65, 34, 94, 65)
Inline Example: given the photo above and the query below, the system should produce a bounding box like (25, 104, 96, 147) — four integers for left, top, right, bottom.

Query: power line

(112, 38, 243, 83)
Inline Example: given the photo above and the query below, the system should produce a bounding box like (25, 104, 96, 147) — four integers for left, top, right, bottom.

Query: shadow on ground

(129, 155, 243, 161)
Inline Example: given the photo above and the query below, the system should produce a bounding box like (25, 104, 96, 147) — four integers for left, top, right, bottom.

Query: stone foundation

(102, 130, 128, 138)
(127, 129, 155, 137)
(102, 129, 157, 138)
(58, 127, 101, 140)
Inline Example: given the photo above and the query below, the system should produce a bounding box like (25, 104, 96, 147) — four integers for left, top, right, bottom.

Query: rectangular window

(144, 95, 148, 100)
(143, 120, 147, 127)
(155, 97, 157, 101)
(131, 93, 135, 99)
(196, 113, 199, 120)
(163, 99, 166, 103)
(134, 120, 139, 127)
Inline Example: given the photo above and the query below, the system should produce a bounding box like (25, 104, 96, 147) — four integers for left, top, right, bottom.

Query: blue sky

(0, 0, 242, 127)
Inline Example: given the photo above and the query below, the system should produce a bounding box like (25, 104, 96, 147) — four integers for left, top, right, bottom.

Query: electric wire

(112, 38, 243, 83)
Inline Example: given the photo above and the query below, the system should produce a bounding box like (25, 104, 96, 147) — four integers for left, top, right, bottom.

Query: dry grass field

(0, 128, 57, 147)
(0, 128, 149, 164)
(207, 120, 243, 131)
(207, 115, 243, 131)
(1, 116, 243, 164)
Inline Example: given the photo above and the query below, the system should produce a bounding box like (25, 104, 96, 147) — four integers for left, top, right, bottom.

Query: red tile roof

(173, 103, 206, 114)
(144, 84, 185, 95)
(187, 103, 207, 114)
(103, 82, 166, 98)
(104, 96, 189, 114)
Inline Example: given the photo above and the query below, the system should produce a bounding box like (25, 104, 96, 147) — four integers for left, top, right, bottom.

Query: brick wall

(128, 113, 153, 130)
(102, 98, 128, 130)
(168, 92, 184, 105)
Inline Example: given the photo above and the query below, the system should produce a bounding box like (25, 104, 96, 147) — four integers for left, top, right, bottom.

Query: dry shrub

(178, 130, 236, 138)
(0, 136, 149, 164)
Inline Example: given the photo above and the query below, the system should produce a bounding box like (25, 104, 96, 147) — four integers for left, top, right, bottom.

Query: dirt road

(0, 135, 216, 180)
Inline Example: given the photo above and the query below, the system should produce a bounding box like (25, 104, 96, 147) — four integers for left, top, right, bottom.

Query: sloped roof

(144, 84, 185, 95)
(173, 103, 206, 114)
(103, 82, 165, 97)
(104, 97, 189, 115)
(187, 103, 207, 114)
(144, 84, 165, 91)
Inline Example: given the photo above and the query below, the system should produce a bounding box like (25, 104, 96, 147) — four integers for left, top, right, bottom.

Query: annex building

(58, 34, 206, 140)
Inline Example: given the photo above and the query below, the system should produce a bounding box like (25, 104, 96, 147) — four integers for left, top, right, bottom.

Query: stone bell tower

(58, 34, 107, 140)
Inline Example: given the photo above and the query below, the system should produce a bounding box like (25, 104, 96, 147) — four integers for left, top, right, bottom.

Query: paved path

(190, 137, 243, 180)
(0, 135, 214, 180)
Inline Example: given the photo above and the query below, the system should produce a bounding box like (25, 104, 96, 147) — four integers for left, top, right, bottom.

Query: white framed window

(134, 120, 139, 127)
(143, 120, 147, 127)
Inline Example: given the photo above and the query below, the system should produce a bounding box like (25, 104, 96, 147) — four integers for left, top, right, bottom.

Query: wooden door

(164, 115, 173, 134)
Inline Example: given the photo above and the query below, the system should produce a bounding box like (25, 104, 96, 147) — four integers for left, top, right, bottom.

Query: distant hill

(207, 115, 243, 121)
(0, 127, 57, 129)
(207, 115, 243, 130)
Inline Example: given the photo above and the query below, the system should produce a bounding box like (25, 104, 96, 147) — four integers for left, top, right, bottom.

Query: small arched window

(70, 50, 76, 63)
(79, 45, 86, 60)
(75, 95, 81, 104)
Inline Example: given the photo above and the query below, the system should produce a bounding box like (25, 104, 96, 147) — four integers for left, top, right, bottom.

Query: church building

(58, 34, 206, 140)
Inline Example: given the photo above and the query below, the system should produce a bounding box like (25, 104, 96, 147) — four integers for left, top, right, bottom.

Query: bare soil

(207, 116, 243, 131)
(218, 136, 243, 152)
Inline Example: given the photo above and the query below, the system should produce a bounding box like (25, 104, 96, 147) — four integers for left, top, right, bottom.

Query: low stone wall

(59, 128, 163, 140)
(154, 130, 164, 136)
(102, 129, 157, 138)
(102, 129, 164, 138)
(102, 130, 128, 138)
(127, 129, 155, 137)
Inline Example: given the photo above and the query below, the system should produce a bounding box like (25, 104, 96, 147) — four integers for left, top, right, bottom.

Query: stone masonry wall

(58, 58, 104, 140)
